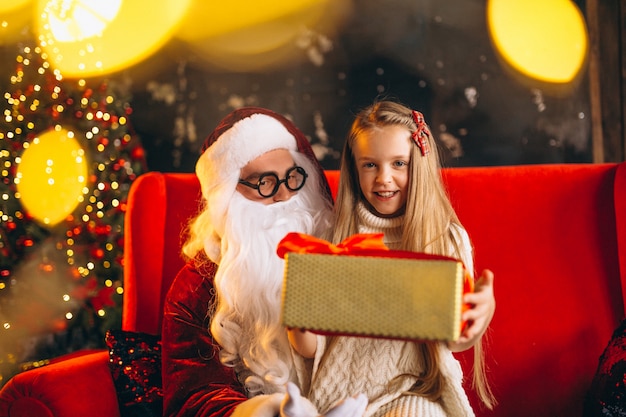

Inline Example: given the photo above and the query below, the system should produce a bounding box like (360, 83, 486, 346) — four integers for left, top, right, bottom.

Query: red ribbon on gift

(277, 232, 389, 259)
(277, 233, 468, 266)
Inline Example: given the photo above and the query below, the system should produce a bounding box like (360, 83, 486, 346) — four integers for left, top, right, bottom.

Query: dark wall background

(116, 0, 594, 173)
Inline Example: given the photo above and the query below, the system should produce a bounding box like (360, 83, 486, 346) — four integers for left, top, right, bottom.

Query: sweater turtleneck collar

(356, 202, 404, 249)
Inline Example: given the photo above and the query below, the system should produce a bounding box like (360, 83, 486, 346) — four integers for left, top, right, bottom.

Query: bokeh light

(487, 0, 588, 83)
(0, 0, 32, 14)
(175, 0, 346, 72)
(35, 0, 191, 78)
(0, 0, 34, 45)
(16, 127, 88, 226)
(45, 0, 122, 42)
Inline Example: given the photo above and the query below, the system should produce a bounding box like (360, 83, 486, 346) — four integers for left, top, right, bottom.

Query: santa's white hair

(207, 151, 331, 395)
(180, 107, 332, 395)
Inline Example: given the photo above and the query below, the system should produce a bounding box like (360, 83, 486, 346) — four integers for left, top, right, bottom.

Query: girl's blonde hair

(331, 100, 495, 409)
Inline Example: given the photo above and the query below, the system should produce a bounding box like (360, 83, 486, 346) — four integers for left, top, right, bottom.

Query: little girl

(288, 100, 496, 417)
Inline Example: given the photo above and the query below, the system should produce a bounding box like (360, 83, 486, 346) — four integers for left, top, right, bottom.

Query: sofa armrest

(0, 350, 120, 417)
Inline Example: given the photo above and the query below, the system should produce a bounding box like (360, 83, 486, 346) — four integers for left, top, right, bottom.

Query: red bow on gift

(277, 233, 389, 259)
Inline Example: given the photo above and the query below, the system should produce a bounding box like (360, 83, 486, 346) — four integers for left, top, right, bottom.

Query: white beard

(210, 189, 331, 395)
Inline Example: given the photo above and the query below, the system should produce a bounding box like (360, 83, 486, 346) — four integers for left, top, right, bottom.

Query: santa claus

(161, 107, 367, 417)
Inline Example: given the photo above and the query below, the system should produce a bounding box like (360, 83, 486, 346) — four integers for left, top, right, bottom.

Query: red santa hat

(196, 107, 331, 261)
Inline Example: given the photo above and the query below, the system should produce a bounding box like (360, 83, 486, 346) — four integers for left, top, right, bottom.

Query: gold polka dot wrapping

(281, 253, 466, 342)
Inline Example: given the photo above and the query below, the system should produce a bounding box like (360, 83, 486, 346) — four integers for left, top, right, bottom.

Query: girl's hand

(449, 269, 495, 352)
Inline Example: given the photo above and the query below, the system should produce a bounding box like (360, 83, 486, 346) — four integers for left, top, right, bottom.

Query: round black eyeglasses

(238, 166, 308, 198)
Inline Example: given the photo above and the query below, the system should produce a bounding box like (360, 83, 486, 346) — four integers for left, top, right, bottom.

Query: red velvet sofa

(1, 163, 625, 417)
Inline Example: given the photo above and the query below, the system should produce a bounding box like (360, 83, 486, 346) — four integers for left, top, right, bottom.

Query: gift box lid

(278, 233, 472, 342)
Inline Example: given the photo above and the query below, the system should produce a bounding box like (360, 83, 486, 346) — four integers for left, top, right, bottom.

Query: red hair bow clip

(411, 110, 431, 156)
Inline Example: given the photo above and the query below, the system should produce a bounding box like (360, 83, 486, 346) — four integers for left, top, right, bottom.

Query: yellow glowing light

(35, 0, 191, 77)
(175, 0, 347, 72)
(178, 0, 328, 41)
(46, 0, 121, 42)
(487, 0, 587, 83)
(0, 0, 33, 45)
(0, 0, 32, 14)
(16, 127, 88, 226)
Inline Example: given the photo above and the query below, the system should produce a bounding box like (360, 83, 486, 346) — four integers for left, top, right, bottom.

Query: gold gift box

(281, 252, 466, 342)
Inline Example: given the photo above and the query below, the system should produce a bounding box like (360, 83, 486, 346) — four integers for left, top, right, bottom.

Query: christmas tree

(0, 43, 146, 386)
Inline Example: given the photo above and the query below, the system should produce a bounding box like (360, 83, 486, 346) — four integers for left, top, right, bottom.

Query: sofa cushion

(105, 330, 163, 416)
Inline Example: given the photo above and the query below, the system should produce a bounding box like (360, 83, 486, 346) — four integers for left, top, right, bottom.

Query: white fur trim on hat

(195, 113, 298, 263)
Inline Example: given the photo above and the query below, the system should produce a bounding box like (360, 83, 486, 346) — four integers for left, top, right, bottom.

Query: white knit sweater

(305, 203, 475, 417)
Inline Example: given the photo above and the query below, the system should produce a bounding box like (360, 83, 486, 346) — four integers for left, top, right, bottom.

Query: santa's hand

(231, 392, 285, 417)
(280, 382, 367, 417)
(280, 382, 319, 417)
(324, 394, 368, 417)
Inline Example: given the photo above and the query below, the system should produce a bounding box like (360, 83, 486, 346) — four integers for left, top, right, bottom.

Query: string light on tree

(0, 43, 146, 383)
